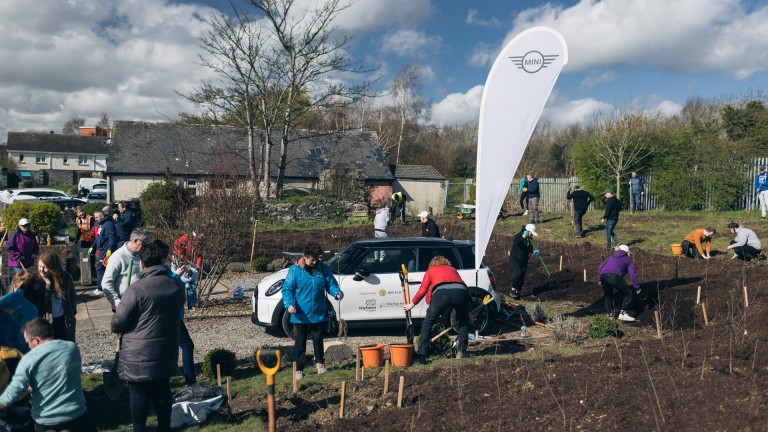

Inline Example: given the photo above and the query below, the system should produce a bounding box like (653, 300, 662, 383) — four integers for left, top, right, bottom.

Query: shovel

(529, 238, 567, 290)
(256, 349, 282, 432)
(399, 264, 415, 344)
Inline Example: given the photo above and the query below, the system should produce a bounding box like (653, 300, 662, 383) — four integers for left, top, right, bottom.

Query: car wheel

(451, 292, 496, 336)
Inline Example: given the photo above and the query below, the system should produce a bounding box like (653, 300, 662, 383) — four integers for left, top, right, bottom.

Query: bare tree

(390, 64, 426, 165)
(62, 117, 85, 135)
(96, 112, 110, 129)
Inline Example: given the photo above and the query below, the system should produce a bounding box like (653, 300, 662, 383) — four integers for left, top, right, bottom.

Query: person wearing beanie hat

(597, 244, 640, 321)
(601, 190, 621, 250)
(567, 185, 595, 238)
(507, 224, 540, 300)
(755, 166, 768, 219)
(6, 218, 39, 286)
(419, 211, 440, 238)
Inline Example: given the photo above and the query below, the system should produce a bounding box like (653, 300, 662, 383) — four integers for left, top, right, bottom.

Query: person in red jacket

(404, 256, 470, 363)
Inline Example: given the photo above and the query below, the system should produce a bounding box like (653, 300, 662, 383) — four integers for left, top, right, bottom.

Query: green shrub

(82, 202, 104, 217)
(414, 323, 451, 357)
(250, 257, 269, 272)
(3, 202, 63, 238)
(588, 315, 619, 339)
(139, 179, 190, 229)
(202, 348, 237, 379)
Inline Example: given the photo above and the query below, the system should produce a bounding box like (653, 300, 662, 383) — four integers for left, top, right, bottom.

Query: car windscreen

(325, 245, 367, 275)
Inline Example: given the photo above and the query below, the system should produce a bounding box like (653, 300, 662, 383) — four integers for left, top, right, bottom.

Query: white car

(251, 237, 501, 338)
(9, 188, 72, 203)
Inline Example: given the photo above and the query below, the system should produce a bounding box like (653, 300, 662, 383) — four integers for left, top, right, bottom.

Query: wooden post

(583, 269, 587, 283)
(226, 377, 231, 402)
(559, 256, 563, 271)
(654, 311, 662, 339)
(744, 286, 749, 308)
(361, 366, 365, 381)
(397, 376, 405, 408)
(701, 303, 709, 325)
(216, 364, 222, 387)
(249, 221, 258, 263)
(292, 362, 298, 394)
(339, 382, 346, 419)
(355, 348, 360, 382)
(383, 360, 390, 395)
(696, 286, 701, 305)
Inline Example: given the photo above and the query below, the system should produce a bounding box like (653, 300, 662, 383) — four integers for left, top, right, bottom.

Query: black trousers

(508, 257, 529, 291)
(573, 210, 586, 236)
(293, 322, 325, 370)
(33, 411, 97, 432)
(128, 379, 172, 432)
(600, 273, 633, 314)
(52, 316, 67, 340)
(680, 240, 702, 258)
(416, 287, 471, 356)
(730, 240, 761, 261)
(519, 192, 529, 211)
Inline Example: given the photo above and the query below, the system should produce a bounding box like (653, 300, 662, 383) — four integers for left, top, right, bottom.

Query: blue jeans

(631, 192, 642, 211)
(605, 219, 618, 248)
(179, 321, 196, 385)
(8, 266, 22, 288)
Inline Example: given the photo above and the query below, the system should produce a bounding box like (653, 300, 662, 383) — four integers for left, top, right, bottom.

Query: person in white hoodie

(373, 204, 391, 262)
(102, 228, 152, 311)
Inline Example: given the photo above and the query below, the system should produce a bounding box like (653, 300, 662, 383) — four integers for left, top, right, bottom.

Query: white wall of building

(393, 180, 447, 216)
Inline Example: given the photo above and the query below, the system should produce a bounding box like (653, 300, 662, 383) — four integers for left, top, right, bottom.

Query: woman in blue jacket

(0, 272, 45, 353)
(282, 242, 343, 380)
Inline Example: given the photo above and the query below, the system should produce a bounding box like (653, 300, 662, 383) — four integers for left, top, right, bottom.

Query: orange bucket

(670, 244, 682, 255)
(359, 344, 385, 368)
(389, 344, 414, 367)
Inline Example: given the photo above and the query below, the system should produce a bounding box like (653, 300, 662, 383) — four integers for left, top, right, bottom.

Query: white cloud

(579, 70, 619, 90)
(468, 43, 497, 68)
(466, 9, 502, 28)
(430, 85, 484, 126)
(417, 65, 437, 83)
(492, 0, 768, 79)
(335, 0, 432, 33)
(542, 96, 615, 126)
(381, 29, 442, 57)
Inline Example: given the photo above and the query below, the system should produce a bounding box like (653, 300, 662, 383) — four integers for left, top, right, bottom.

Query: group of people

(681, 223, 763, 261)
(373, 192, 441, 240)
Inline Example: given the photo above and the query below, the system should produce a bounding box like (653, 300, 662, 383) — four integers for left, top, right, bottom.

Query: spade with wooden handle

(399, 264, 415, 344)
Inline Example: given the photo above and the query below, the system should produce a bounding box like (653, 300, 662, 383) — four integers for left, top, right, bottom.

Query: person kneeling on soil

(726, 222, 762, 261)
(597, 245, 640, 322)
(508, 224, 539, 300)
(681, 227, 716, 259)
(404, 256, 470, 363)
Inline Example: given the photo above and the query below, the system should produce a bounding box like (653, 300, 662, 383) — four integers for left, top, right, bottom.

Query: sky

(1, 0, 767, 142)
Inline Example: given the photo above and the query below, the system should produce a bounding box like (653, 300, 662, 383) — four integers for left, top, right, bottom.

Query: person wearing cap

(597, 244, 640, 322)
(419, 211, 440, 238)
(601, 190, 621, 250)
(508, 224, 539, 300)
(525, 174, 541, 224)
(755, 166, 768, 219)
(726, 222, 762, 261)
(566, 185, 594, 238)
(628, 172, 645, 213)
(6, 218, 39, 286)
(681, 227, 716, 259)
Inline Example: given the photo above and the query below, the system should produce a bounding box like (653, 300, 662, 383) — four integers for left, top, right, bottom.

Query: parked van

(78, 178, 106, 191)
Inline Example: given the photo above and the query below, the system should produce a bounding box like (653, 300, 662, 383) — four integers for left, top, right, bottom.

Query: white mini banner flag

(475, 27, 568, 269)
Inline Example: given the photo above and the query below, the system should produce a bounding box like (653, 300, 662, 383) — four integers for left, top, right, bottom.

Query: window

(186, 179, 197, 196)
(36, 154, 46, 163)
(18, 154, 24, 163)
(78, 155, 88, 165)
(416, 248, 460, 272)
(62, 155, 69, 164)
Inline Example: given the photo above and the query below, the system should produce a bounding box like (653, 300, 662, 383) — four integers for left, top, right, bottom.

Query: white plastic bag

(170, 396, 225, 428)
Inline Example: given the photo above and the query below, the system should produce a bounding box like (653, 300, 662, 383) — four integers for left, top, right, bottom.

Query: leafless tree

(62, 117, 85, 135)
(96, 112, 110, 129)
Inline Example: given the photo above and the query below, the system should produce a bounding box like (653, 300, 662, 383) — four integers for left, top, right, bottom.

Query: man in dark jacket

(601, 189, 621, 250)
(508, 224, 539, 300)
(114, 201, 138, 247)
(111, 240, 185, 432)
(418, 211, 440, 238)
(566, 185, 594, 238)
(525, 174, 541, 224)
(91, 209, 118, 297)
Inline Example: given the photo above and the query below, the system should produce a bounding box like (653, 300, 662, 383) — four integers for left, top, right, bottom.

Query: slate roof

(6, 132, 109, 154)
(107, 121, 394, 181)
(390, 164, 446, 181)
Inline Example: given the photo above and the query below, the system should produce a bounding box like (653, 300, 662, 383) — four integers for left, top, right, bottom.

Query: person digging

(681, 227, 716, 260)
(597, 245, 640, 322)
(508, 224, 540, 300)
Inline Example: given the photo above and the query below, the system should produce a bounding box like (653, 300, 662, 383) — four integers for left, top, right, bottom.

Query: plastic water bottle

(521, 325, 527, 338)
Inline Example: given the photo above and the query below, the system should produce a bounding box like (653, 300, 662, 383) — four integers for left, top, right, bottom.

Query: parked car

(9, 188, 72, 203)
(78, 178, 107, 191)
(47, 197, 87, 211)
(251, 237, 501, 338)
(85, 192, 107, 203)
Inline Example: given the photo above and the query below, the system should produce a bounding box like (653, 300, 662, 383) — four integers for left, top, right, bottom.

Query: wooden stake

(361, 366, 365, 381)
(559, 256, 563, 271)
(583, 269, 587, 282)
(355, 348, 360, 382)
(701, 303, 709, 325)
(226, 376, 231, 402)
(696, 286, 701, 305)
(383, 360, 390, 395)
(292, 362, 298, 394)
(654, 311, 662, 339)
(249, 221, 258, 263)
(216, 364, 221, 387)
(339, 381, 346, 419)
(397, 376, 405, 408)
(744, 286, 749, 308)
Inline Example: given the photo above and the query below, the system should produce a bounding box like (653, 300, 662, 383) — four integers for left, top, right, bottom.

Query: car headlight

(264, 280, 284, 297)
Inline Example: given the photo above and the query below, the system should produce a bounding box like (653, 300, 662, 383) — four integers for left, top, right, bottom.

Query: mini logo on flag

(509, 51, 559, 73)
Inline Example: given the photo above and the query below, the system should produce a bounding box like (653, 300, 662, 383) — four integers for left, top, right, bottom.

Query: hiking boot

(417, 354, 428, 365)
(295, 370, 303, 380)
(315, 363, 326, 375)
(617, 311, 635, 322)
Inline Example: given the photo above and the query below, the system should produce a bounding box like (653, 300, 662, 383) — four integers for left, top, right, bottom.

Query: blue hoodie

(282, 258, 342, 324)
(755, 171, 768, 192)
(597, 251, 639, 288)
(0, 289, 39, 353)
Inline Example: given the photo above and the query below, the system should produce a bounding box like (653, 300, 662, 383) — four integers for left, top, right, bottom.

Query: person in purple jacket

(6, 218, 39, 287)
(597, 244, 640, 322)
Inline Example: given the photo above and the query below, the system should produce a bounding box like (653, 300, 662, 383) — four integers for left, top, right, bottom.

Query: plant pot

(670, 244, 682, 255)
(359, 343, 385, 368)
(389, 344, 414, 367)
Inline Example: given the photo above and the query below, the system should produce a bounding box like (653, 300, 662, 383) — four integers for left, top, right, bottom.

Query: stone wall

(256, 199, 367, 223)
